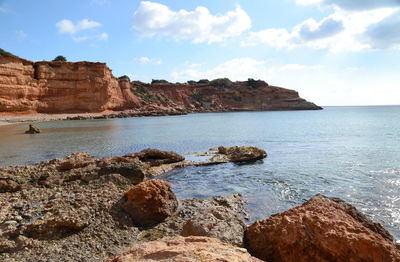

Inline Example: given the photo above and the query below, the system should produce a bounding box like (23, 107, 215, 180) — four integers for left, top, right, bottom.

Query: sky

(1, 0, 400, 106)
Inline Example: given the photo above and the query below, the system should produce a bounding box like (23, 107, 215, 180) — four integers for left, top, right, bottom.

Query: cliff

(0, 54, 321, 114)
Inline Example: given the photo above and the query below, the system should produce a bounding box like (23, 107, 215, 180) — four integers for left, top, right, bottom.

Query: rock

(122, 179, 178, 227)
(24, 124, 40, 134)
(245, 194, 400, 262)
(181, 205, 246, 246)
(97, 157, 147, 184)
(105, 236, 262, 262)
(23, 209, 91, 239)
(128, 148, 185, 166)
(212, 146, 267, 162)
(57, 152, 95, 171)
(0, 179, 21, 192)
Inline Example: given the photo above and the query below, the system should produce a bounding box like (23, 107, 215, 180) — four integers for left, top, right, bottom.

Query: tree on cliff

(53, 55, 67, 62)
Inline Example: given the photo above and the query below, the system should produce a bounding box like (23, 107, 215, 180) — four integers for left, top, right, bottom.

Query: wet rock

(214, 146, 267, 162)
(181, 205, 246, 246)
(122, 179, 178, 227)
(25, 124, 40, 134)
(245, 194, 400, 262)
(105, 236, 262, 262)
(127, 148, 185, 166)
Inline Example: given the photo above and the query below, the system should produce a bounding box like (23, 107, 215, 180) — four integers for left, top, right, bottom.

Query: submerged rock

(122, 179, 178, 227)
(105, 236, 262, 262)
(245, 194, 400, 262)
(24, 124, 40, 134)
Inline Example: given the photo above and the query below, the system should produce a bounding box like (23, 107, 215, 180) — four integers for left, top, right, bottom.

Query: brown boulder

(57, 152, 95, 171)
(105, 236, 262, 262)
(0, 179, 21, 193)
(122, 179, 178, 227)
(245, 194, 400, 262)
(97, 156, 147, 184)
(25, 124, 40, 134)
(212, 146, 267, 162)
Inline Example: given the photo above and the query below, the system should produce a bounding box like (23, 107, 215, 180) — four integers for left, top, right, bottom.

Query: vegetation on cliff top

(52, 55, 67, 62)
(0, 48, 14, 57)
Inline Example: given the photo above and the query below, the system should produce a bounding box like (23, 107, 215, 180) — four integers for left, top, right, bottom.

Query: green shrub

(233, 91, 241, 102)
(118, 75, 130, 81)
(151, 79, 169, 84)
(53, 55, 67, 62)
(210, 78, 232, 87)
(197, 79, 209, 84)
(0, 48, 13, 57)
(193, 88, 203, 103)
(187, 80, 196, 84)
(131, 85, 157, 102)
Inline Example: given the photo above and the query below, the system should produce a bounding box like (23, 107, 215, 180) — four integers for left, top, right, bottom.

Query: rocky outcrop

(181, 205, 246, 246)
(245, 194, 400, 262)
(0, 54, 321, 115)
(211, 146, 267, 163)
(0, 55, 139, 113)
(122, 179, 178, 227)
(105, 236, 262, 262)
(24, 124, 40, 134)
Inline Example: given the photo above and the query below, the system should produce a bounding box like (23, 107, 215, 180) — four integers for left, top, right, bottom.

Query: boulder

(105, 236, 262, 262)
(97, 157, 147, 184)
(181, 205, 246, 246)
(24, 124, 40, 134)
(0, 179, 21, 193)
(212, 146, 267, 163)
(127, 148, 185, 166)
(122, 179, 178, 227)
(245, 194, 400, 262)
(57, 152, 95, 171)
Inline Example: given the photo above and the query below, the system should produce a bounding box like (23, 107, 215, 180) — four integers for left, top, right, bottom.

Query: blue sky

(1, 0, 400, 106)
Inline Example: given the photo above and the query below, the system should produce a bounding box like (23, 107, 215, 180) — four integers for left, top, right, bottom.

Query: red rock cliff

(0, 55, 140, 113)
(0, 55, 321, 114)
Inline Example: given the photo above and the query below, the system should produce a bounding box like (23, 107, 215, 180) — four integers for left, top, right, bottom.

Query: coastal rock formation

(105, 236, 262, 262)
(0, 53, 321, 115)
(211, 146, 267, 163)
(245, 194, 400, 262)
(181, 205, 246, 246)
(122, 179, 178, 227)
(25, 124, 40, 134)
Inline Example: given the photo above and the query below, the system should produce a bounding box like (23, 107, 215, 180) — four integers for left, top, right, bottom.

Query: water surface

(1, 106, 399, 241)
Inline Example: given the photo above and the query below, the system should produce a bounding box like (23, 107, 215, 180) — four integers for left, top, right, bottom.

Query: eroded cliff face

(0, 55, 321, 114)
(0, 56, 139, 113)
(134, 80, 321, 112)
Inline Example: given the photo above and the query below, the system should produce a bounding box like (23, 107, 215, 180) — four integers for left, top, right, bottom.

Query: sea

(1, 106, 399, 241)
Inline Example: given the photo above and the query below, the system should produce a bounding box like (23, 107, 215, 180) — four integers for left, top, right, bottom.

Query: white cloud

(134, 56, 162, 64)
(132, 1, 251, 44)
(296, 0, 322, 6)
(242, 8, 397, 52)
(279, 64, 324, 71)
(171, 58, 268, 81)
(56, 19, 101, 34)
(15, 30, 27, 41)
(72, 32, 108, 42)
(323, 0, 400, 11)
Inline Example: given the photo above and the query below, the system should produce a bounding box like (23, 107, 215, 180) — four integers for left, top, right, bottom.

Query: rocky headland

(0, 52, 321, 123)
(1, 146, 399, 261)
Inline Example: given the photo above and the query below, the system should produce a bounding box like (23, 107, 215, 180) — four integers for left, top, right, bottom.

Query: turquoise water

(1, 106, 399, 241)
